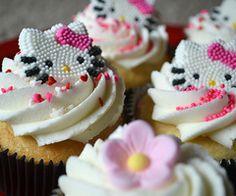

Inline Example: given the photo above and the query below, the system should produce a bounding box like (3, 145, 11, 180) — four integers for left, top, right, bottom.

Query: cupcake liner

(220, 159, 236, 191)
(0, 149, 65, 196)
(51, 188, 64, 196)
(123, 84, 152, 123)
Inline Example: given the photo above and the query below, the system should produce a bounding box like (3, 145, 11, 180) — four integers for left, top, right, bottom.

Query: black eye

(93, 6, 103, 11)
(21, 56, 37, 64)
(225, 74, 232, 81)
(193, 73, 200, 80)
(134, 17, 139, 22)
(224, 16, 229, 21)
(77, 56, 85, 64)
(110, 7, 115, 12)
(45, 60, 53, 68)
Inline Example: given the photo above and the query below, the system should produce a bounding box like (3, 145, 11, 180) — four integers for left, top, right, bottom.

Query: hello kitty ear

(18, 28, 46, 54)
(68, 22, 88, 35)
(174, 40, 203, 66)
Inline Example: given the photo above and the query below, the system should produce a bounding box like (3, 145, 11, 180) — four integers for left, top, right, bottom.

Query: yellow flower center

(127, 153, 150, 172)
(62, 65, 70, 73)
(208, 80, 216, 87)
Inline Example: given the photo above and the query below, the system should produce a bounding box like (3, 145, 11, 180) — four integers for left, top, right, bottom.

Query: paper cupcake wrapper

(123, 84, 152, 123)
(0, 149, 65, 196)
(220, 159, 236, 191)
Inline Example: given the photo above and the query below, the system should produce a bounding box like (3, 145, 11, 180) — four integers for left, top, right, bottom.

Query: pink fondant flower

(102, 120, 180, 190)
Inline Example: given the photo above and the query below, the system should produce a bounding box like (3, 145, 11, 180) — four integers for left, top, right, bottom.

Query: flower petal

(108, 168, 139, 190)
(140, 164, 173, 188)
(123, 120, 155, 152)
(102, 139, 129, 170)
(148, 135, 180, 166)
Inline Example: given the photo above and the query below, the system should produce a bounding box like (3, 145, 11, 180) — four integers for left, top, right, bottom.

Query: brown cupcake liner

(123, 84, 152, 123)
(220, 159, 236, 192)
(0, 149, 65, 196)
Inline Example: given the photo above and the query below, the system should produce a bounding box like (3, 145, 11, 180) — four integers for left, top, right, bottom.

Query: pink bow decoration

(55, 26, 93, 50)
(128, 0, 155, 14)
(208, 43, 236, 69)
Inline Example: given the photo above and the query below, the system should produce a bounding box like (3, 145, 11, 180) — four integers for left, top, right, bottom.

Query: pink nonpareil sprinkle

(1, 86, 14, 93)
(32, 93, 45, 103)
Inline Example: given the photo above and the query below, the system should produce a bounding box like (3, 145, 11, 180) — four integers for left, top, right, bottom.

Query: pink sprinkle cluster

(176, 89, 226, 111)
(128, 0, 155, 14)
(175, 86, 202, 91)
(208, 43, 236, 69)
(55, 26, 93, 50)
(1, 86, 14, 93)
(205, 93, 235, 121)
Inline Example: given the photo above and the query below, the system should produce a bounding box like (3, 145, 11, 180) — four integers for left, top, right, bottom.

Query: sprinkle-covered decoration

(169, 39, 236, 91)
(14, 22, 108, 83)
(186, 0, 236, 31)
(89, 0, 160, 32)
(102, 120, 180, 189)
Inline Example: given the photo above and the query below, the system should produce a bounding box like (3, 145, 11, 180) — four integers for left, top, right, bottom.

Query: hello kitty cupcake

(185, 0, 236, 44)
(74, 0, 168, 88)
(0, 21, 125, 196)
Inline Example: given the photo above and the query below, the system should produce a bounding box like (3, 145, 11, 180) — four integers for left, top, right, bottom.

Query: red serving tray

(0, 25, 184, 196)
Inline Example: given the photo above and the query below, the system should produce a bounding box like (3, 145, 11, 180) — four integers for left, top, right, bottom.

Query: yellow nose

(209, 80, 216, 87)
(231, 23, 236, 29)
(62, 65, 70, 73)
(119, 16, 126, 22)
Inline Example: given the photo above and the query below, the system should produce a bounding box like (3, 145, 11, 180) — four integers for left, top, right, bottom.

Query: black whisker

(172, 78, 186, 86)
(88, 46, 102, 56)
(97, 0, 105, 3)
(36, 73, 49, 84)
(87, 67, 100, 77)
(171, 67, 185, 74)
(21, 56, 37, 64)
(146, 17, 158, 25)
(25, 67, 40, 77)
(93, 6, 103, 11)
(91, 58, 105, 67)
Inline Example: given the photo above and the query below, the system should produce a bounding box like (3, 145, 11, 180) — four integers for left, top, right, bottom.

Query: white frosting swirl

(0, 58, 125, 146)
(148, 69, 236, 149)
(75, 6, 167, 69)
(59, 126, 233, 196)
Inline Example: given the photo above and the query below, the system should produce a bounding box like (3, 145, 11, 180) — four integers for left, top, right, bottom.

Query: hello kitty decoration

(14, 22, 106, 84)
(90, 0, 159, 31)
(167, 39, 236, 91)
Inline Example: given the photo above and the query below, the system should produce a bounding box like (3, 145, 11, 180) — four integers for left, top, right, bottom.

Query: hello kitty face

(167, 39, 236, 91)
(90, 0, 160, 31)
(210, 0, 236, 28)
(15, 22, 106, 83)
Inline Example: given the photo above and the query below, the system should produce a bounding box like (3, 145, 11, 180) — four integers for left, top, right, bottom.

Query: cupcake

(185, 0, 236, 44)
(74, 0, 168, 88)
(57, 120, 234, 196)
(0, 21, 125, 195)
(137, 39, 236, 162)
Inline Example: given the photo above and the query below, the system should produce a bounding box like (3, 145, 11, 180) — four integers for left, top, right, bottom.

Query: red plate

(0, 25, 184, 196)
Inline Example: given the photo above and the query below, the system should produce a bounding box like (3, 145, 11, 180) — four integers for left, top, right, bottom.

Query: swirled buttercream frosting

(74, 0, 167, 68)
(148, 39, 236, 149)
(0, 21, 125, 146)
(185, 0, 236, 43)
(59, 120, 233, 196)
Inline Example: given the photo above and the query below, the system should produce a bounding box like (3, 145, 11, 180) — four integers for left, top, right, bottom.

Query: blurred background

(0, 0, 221, 42)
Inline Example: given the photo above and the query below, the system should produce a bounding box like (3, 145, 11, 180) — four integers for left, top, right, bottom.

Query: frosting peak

(0, 22, 125, 146)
